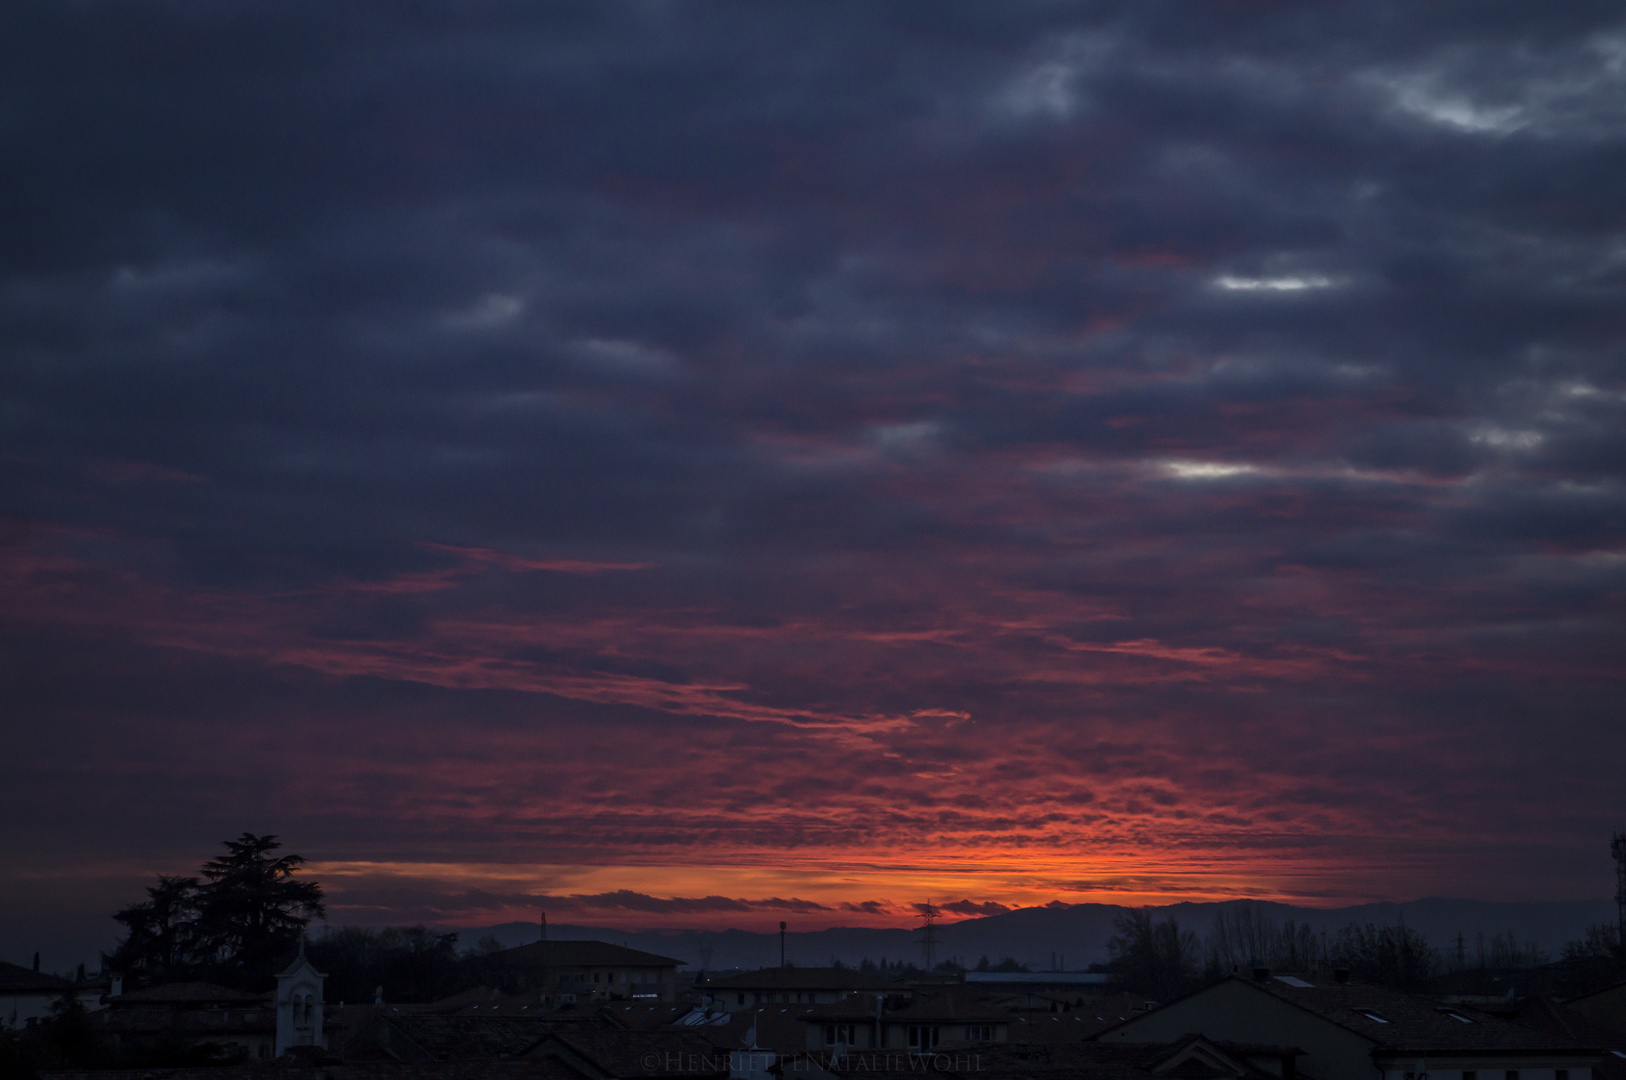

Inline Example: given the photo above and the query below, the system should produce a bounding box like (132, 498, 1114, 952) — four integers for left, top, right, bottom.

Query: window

(594, 973, 600, 983)
(824, 1024, 855, 1046)
(1555, 1071, 1569, 1080)
(1359, 1011, 1391, 1024)
(1505, 1071, 1519, 1080)
(908, 1026, 940, 1050)
(1463, 1072, 1477, 1080)
(738, 993, 746, 1005)
(967, 1025, 994, 1042)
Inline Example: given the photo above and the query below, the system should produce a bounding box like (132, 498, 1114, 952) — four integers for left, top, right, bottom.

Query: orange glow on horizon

(304, 848, 1442, 932)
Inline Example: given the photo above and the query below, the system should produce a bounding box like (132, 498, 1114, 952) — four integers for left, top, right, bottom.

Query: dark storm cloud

(3, 0, 1625, 958)
(939, 900, 1014, 917)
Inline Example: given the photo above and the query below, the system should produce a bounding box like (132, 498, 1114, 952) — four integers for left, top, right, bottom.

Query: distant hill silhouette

(460, 896, 1614, 970)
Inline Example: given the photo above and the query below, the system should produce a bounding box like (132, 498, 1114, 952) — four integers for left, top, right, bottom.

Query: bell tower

(275, 936, 327, 1057)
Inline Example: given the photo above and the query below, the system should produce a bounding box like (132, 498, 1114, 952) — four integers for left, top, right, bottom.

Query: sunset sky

(4, 1, 1625, 959)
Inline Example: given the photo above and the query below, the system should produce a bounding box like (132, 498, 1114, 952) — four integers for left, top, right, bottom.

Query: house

(1, 960, 91, 1028)
(1096, 972, 1603, 1080)
(488, 942, 685, 1004)
(700, 968, 899, 1008)
(1487, 997, 1626, 1080)
(95, 982, 277, 1061)
(799, 987, 1017, 1053)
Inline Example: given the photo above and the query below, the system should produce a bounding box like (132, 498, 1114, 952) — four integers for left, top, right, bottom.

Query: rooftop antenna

(917, 901, 940, 972)
(540, 910, 547, 943)
(780, 922, 787, 968)
(1612, 832, 1626, 960)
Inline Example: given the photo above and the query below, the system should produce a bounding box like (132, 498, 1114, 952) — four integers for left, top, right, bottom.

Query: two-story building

(488, 941, 685, 1004)
(702, 968, 900, 1008)
(799, 987, 1016, 1053)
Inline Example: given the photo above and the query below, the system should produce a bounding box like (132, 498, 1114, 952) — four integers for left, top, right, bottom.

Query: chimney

(1333, 968, 1350, 985)
(1253, 967, 1271, 982)
(111, 974, 124, 997)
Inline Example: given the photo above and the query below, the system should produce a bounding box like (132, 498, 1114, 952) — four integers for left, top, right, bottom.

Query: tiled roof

(703, 968, 896, 992)
(1115, 975, 1598, 1057)
(599, 1004, 695, 1030)
(1258, 975, 1597, 1054)
(495, 942, 685, 969)
(344, 1014, 559, 1061)
(1009, 1011, 1125, 1044)
(1494, 997, 1626, 1080)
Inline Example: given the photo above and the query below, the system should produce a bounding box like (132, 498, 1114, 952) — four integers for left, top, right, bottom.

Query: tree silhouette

(109, 874, 201, 982)
(107, 834, 324, 990)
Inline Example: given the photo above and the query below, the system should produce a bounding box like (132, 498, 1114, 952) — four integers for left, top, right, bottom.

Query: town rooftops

(540, 1025, 731, 1078)
(703, 968, 896, 992)
(1109, 974, 1600, 1057)
(0, 961, 76, 994)
(41, 1061, 588, 1080)
(494, 941, 685, 969)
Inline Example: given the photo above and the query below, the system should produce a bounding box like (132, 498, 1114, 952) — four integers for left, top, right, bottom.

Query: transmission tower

(917, 901, 940, 971)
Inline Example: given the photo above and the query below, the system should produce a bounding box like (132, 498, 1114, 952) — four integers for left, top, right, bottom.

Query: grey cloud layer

(2, 0, 1624, 944)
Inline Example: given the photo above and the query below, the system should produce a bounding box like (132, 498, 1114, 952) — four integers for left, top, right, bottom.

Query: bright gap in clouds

(1163, 461, 1259, 479)
(1213, 274, 1338, 292)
